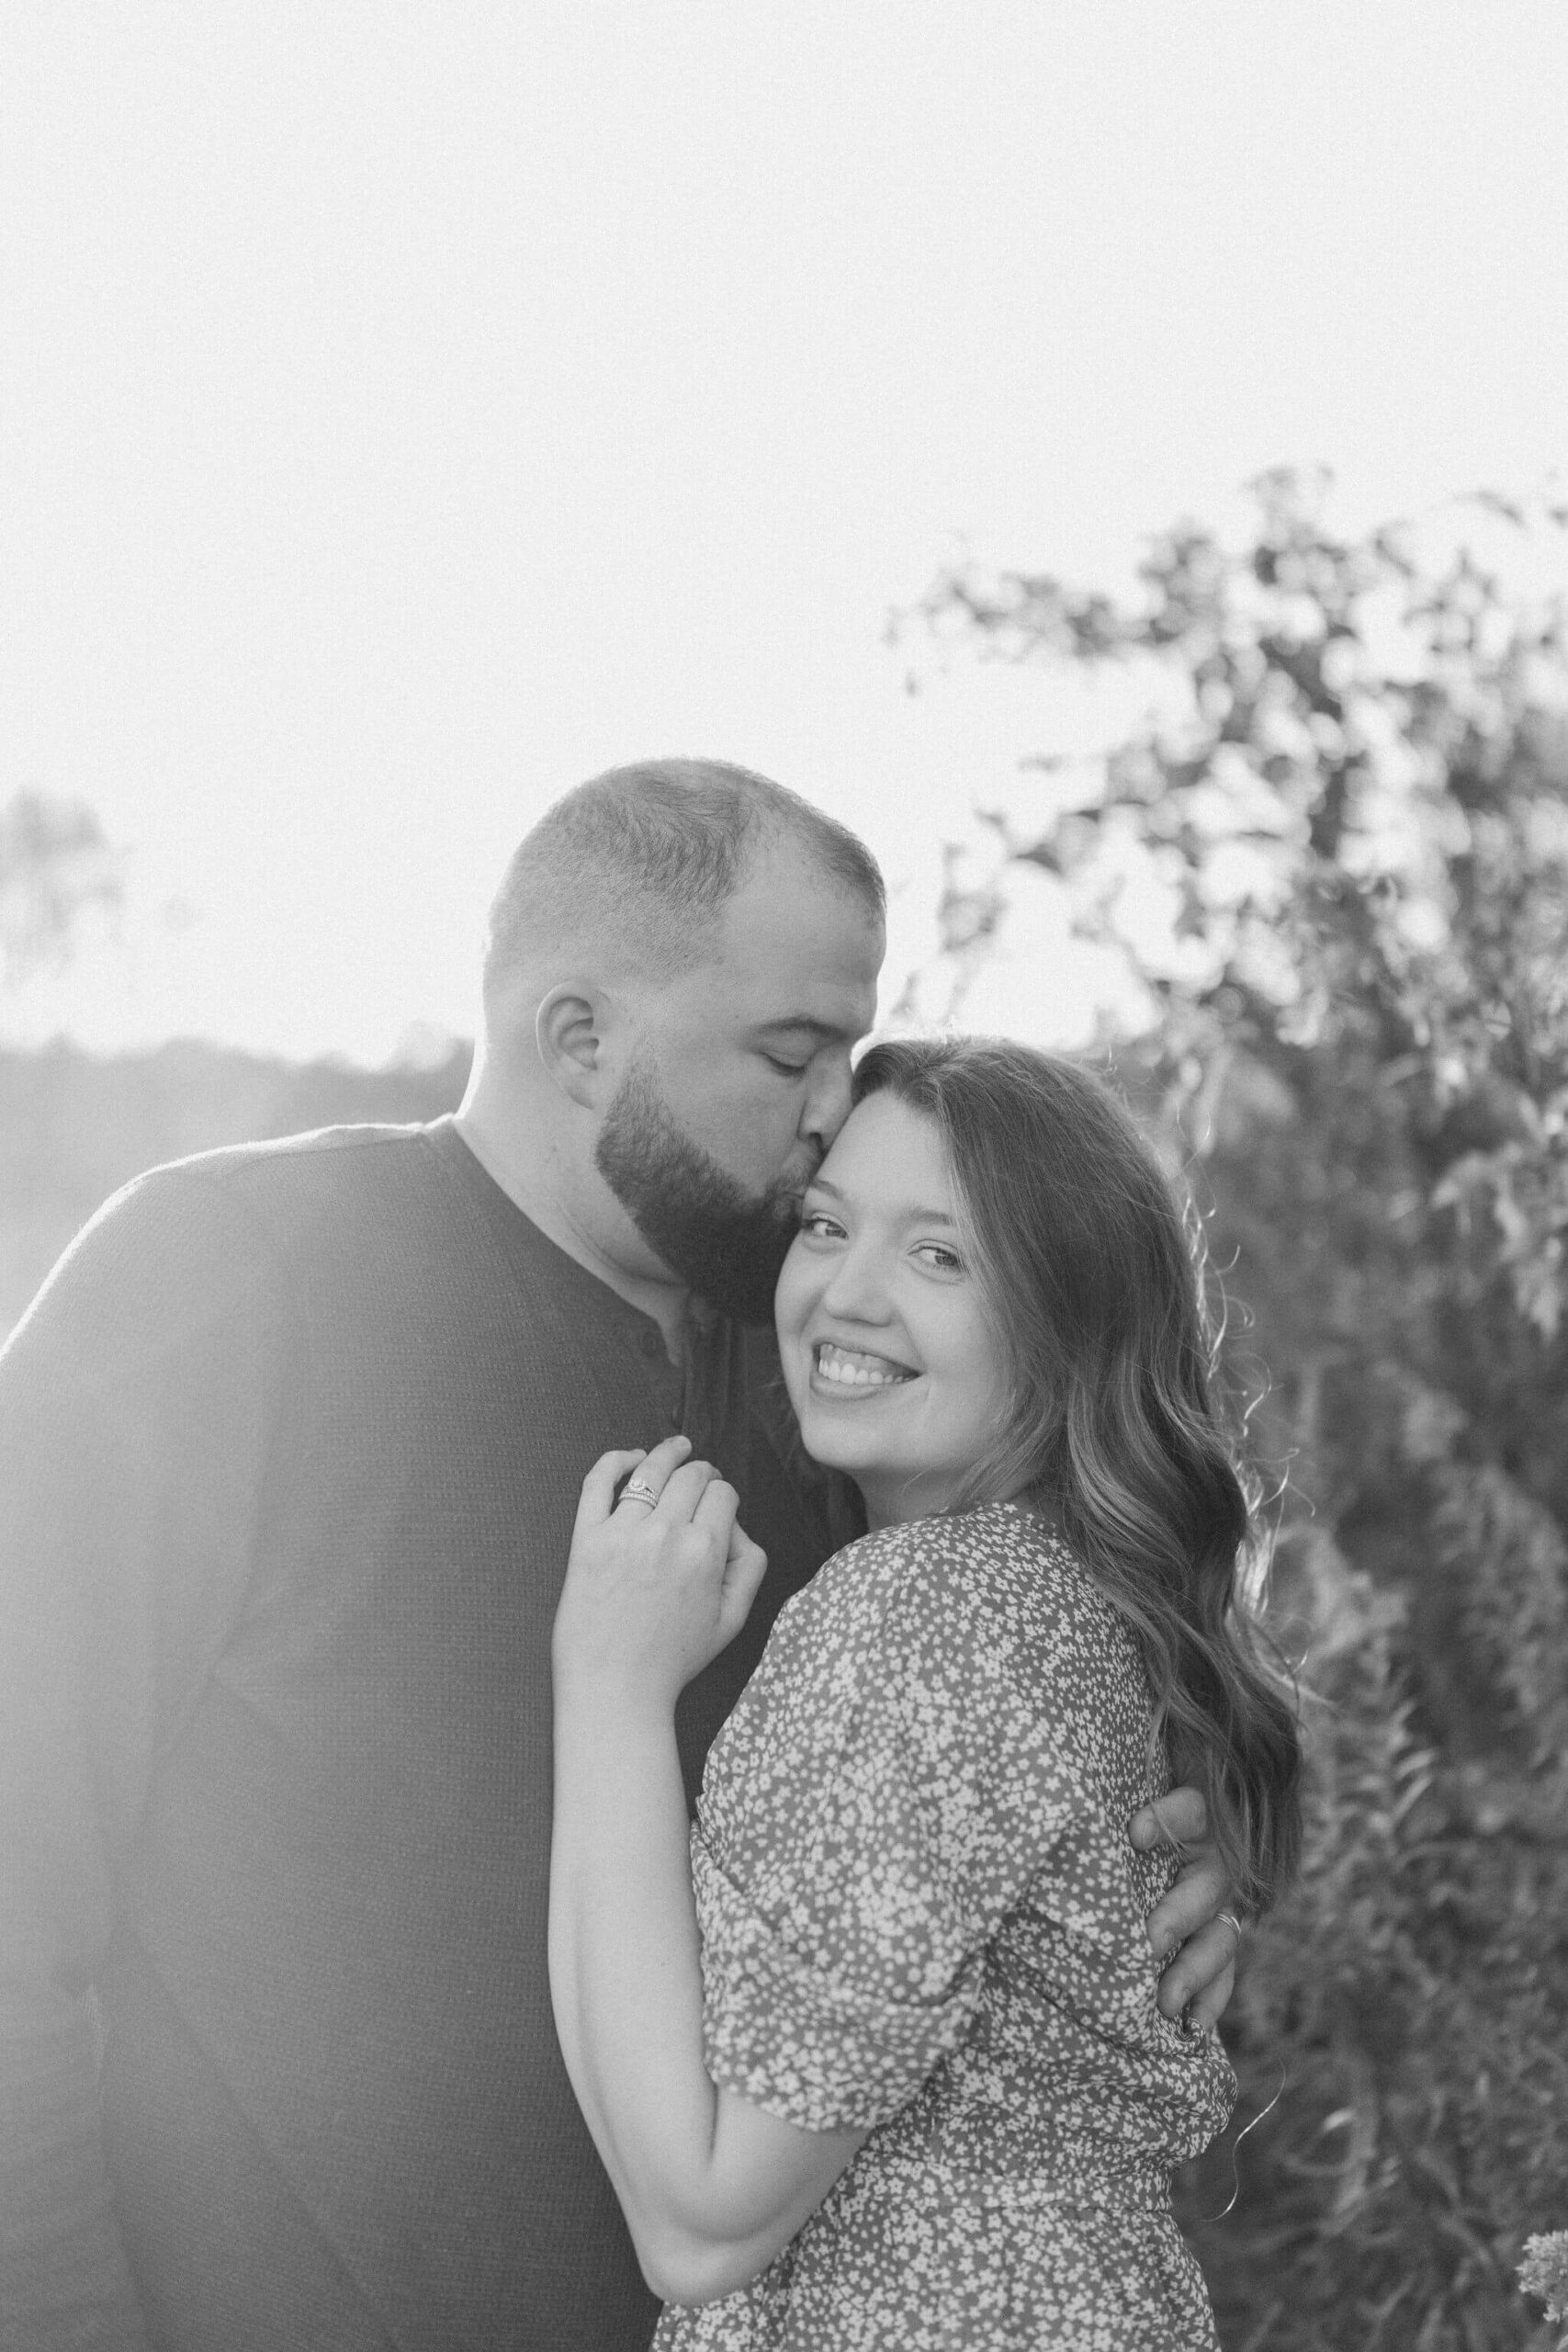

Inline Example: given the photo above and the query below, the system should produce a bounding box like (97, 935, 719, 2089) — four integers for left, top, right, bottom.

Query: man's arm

(0, 1171, 287, 2349)
(1132, 1787, 1242, 2030)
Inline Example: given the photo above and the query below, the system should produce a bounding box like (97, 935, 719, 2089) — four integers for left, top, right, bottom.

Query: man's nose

(801, 1054, 854, 1153)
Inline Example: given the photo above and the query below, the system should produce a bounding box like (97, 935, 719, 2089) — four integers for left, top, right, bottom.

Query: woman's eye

(914, 1242, 964, 1272)
(799, 1210, 845, 1240)
(764, 1055, 808, 1078)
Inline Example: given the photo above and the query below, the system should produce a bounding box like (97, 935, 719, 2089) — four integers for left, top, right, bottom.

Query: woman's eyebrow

(805, 1175, 956, 1226)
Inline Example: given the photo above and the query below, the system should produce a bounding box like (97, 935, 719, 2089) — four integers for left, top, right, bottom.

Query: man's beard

(594, 1061, 804, 1325)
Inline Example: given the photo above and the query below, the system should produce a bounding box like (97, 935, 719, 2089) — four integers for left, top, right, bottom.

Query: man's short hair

(482, 757, 885, 1005)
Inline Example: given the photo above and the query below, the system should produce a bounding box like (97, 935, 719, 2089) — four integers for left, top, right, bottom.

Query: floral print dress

(654, 1501, 1235, 2352)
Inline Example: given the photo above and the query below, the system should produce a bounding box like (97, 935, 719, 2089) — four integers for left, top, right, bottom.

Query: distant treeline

(0, 1037, 473, 1329)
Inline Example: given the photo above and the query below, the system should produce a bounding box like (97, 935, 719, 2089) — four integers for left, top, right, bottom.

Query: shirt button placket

(635, 1323, 682, 1434)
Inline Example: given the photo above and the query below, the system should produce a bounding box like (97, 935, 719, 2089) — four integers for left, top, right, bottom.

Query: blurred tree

(910, 471, 1568, 2350)
(0, 789, 124, 988)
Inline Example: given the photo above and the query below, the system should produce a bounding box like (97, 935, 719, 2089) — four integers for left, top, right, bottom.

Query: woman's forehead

(819, 1093, 949, 1187)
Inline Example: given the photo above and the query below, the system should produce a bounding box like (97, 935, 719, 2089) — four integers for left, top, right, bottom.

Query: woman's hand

(550, 1434, 861, 2304)
(553, 1435, 770, 1714)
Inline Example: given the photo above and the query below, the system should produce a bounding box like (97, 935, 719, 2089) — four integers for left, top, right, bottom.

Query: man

(0, 760, 1238, 2349)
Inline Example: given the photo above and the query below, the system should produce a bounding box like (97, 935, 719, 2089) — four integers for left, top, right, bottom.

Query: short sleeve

(692, 1516, 1093, 2132)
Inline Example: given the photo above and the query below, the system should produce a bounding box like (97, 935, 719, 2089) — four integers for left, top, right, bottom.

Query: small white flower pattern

(655, 1502, 1235, 2351)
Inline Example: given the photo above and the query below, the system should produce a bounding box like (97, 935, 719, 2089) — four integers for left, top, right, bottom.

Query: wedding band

(620, 1476, 660, 1510)
(1218, 1910, 1244, 1946)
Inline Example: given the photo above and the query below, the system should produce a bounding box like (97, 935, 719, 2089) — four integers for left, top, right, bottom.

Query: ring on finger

(621, 1475, 661, 1510)
(1218, 1909, 1244, 1948)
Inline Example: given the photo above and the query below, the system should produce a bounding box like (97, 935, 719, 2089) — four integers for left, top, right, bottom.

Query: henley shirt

(0, 1118, 837, 2352)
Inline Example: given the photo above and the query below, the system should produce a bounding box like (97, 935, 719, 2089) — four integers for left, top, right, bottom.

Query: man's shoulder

(12, 1125, 455, 1351)
(148, 1117, 440, 1190)
(115, 1120, 448, 1234)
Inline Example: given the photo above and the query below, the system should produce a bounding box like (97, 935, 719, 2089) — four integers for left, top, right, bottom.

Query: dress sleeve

(691, 1519, 1090, 2132)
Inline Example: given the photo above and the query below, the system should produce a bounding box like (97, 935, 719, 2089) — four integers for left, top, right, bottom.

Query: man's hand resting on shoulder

(1130, 1785, 1242, 2031)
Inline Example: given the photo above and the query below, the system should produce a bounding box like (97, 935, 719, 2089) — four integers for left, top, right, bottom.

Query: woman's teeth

(814, 1341, 915, 1389)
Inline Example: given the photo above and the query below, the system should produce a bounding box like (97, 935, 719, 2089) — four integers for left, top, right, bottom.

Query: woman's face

(773, 1091, 1012, 1528)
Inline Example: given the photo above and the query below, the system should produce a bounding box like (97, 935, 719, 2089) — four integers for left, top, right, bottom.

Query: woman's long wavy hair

(852, 1035, 1302, 1915)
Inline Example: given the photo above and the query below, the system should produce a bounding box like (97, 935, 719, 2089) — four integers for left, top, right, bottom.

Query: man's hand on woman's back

(1131, 1786, 1242, 2031)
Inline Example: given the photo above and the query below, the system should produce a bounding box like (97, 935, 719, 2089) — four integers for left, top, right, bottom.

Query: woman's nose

(819, 1242, 892, 1326)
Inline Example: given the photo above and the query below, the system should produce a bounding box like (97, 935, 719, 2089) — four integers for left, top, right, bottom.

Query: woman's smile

(809, 1339, 919, 1395)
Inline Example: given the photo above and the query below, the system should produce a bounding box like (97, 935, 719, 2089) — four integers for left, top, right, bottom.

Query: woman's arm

(548, 1441, 867, 2306)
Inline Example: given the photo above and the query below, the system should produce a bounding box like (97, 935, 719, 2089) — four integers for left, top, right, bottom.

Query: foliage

(0, 790, 124, 987)
(1519, 2233, 1568, 2347)
(913, 473, 1568, 2349)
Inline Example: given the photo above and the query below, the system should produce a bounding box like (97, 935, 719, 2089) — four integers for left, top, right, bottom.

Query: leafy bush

(911, 474, 1568, 2348)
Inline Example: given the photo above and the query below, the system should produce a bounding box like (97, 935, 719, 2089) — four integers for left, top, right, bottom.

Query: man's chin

(593, 1069, 801, 1324)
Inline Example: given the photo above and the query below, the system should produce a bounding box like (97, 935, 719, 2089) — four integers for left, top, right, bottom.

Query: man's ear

(535, 981, 611, 1107)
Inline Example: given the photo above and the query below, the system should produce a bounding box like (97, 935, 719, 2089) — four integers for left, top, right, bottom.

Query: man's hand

(1130, 1785, 1243, 2030)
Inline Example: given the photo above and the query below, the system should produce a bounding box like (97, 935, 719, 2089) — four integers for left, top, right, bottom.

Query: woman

(550, 1036, 1302, 2348)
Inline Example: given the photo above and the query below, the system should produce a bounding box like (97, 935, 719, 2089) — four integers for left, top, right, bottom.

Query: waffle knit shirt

(0, 1118, 836, 2352)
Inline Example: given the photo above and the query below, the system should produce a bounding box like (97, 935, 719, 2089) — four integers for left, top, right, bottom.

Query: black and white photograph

(3, 8, 1566, 2347)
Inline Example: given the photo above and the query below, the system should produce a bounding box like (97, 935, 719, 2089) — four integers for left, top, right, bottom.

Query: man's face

(593, 842, 884, 1320)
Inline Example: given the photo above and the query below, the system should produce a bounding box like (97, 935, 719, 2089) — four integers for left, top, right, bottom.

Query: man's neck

(453, 1102, 693, 1363)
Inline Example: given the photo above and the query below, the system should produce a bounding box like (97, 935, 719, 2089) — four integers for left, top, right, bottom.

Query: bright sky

(5, 2, 1567, 1062)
